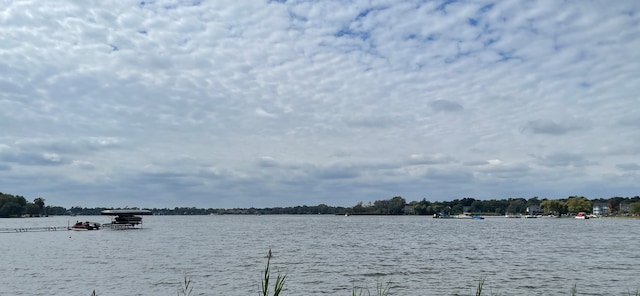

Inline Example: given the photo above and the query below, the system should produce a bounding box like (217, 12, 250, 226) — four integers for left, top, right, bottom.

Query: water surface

(1, 215, 639, 295)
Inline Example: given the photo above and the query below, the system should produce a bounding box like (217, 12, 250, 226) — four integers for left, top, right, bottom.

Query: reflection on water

(1, 215, 639, 295)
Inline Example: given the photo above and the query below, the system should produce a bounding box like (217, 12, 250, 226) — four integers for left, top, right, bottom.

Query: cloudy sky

(1, 0, 639, 208)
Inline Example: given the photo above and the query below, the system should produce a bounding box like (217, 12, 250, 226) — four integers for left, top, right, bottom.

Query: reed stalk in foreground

(262, 249, 287, 296)
(352, 279, 391, 296)
(475, 278, 502, 296)
(177, 272, 193, 296)
(475, 278, 485, 296)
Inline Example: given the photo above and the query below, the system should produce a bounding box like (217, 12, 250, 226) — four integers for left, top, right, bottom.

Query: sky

(1, 0, 639, 209)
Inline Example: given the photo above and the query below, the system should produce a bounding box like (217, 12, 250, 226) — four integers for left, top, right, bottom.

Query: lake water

(1, 215, 639, 295)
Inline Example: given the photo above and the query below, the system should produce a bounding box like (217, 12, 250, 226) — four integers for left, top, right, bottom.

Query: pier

(0, 226, 67, 233)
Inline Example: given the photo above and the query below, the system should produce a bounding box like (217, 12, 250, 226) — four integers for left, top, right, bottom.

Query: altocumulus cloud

(0, 0, 639, 208)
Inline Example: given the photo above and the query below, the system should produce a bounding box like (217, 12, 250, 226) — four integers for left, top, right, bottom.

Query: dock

(0, 226, 67, 233)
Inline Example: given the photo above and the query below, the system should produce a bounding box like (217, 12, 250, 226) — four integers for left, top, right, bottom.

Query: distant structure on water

(101, 209, 152, 229)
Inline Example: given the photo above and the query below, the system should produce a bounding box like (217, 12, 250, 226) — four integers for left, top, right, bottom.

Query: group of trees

(409, 195, 640, 216)
(2, 191, 640, 217)
(0, 192, 54, 218)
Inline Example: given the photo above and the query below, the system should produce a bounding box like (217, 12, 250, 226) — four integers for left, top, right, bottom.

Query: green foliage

(388, 196, 406, 215)
(566, 196, 592, 213)
(34, 197, 45, 213)
(630, 202, 640, 215)
(0, 193, 49, 217)
(506, 198, 527, 214)
(262, 250, 286, 296)
(541, 199, 567, 216)
(476, 278, 485, 296)
(177, 273, 193, 296)
(0, 201, 22, 218)
(352, 280, 391, 296)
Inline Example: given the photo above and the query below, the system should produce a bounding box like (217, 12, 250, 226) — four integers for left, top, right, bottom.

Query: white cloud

(1, 0, 639, 207)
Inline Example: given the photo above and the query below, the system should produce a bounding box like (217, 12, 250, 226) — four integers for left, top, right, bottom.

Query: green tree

(541, 199, 567, 216)
(34, 197, 45, 215)
(25, 203, 40, 216)
(506, 198, 527, 214)
(566, 196, 592, 213)
(0, 201, 23, 217)
(353, 202, 366, 214)
(0, 193, 29, 217)
(373, 199, 390, 214)
(388, 196, 406, 215)
(469, 200, 484, 213)
(630, 202, 640, 215)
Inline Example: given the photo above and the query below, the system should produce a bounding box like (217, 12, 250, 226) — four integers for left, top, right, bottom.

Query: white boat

(575, 212, 589, 219)
(455, 213, 484, 219)
(456, 213, 473, 219)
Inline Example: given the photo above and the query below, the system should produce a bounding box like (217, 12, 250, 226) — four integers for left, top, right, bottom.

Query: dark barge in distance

(101, 209, 152, 229)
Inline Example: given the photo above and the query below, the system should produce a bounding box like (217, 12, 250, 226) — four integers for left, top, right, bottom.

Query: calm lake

(1, 215, 639, 295)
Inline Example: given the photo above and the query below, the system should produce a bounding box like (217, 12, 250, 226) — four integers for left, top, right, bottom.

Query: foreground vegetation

(93, 252, 637, 296)
(2, 191, 640, 218)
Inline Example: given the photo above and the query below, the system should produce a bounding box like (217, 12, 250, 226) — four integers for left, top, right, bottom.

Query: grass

(177, 272, 193, 296)
(474, 278, 501, 296)
(475, 278, 485, 296)
(261, 249, 286, 296)
(352, 279, 392, 296)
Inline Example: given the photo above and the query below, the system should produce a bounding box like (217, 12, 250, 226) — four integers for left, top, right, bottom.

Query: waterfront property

(592, 203, 609, 216)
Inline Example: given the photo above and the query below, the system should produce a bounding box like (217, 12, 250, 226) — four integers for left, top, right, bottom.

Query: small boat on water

(70, 221, 101, 231)
(575, 212, 589, 219)
(455, 213, 484, 219)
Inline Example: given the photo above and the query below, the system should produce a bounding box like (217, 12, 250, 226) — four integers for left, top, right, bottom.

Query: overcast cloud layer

(1, 0, 639, 208)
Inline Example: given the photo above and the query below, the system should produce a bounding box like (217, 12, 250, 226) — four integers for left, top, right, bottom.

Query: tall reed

(475, 278, 485, 296)
(177, 272, 193, 296)
(262, 249, 286, 296)
(351, 280, 391, 296)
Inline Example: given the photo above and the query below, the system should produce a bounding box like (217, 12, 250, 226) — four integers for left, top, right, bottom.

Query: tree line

(410, 196, 640, 216)
(2, 191, 640, 218)
(0, 192, 65, 218)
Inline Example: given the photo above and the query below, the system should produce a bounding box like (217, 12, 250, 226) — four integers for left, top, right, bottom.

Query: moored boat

(70, 221, 101, 231)
(456, 213, 473, 219)
(433, 212, 452, 219)
(575, 212, 589, 219)
(454, 213, 484, 219)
